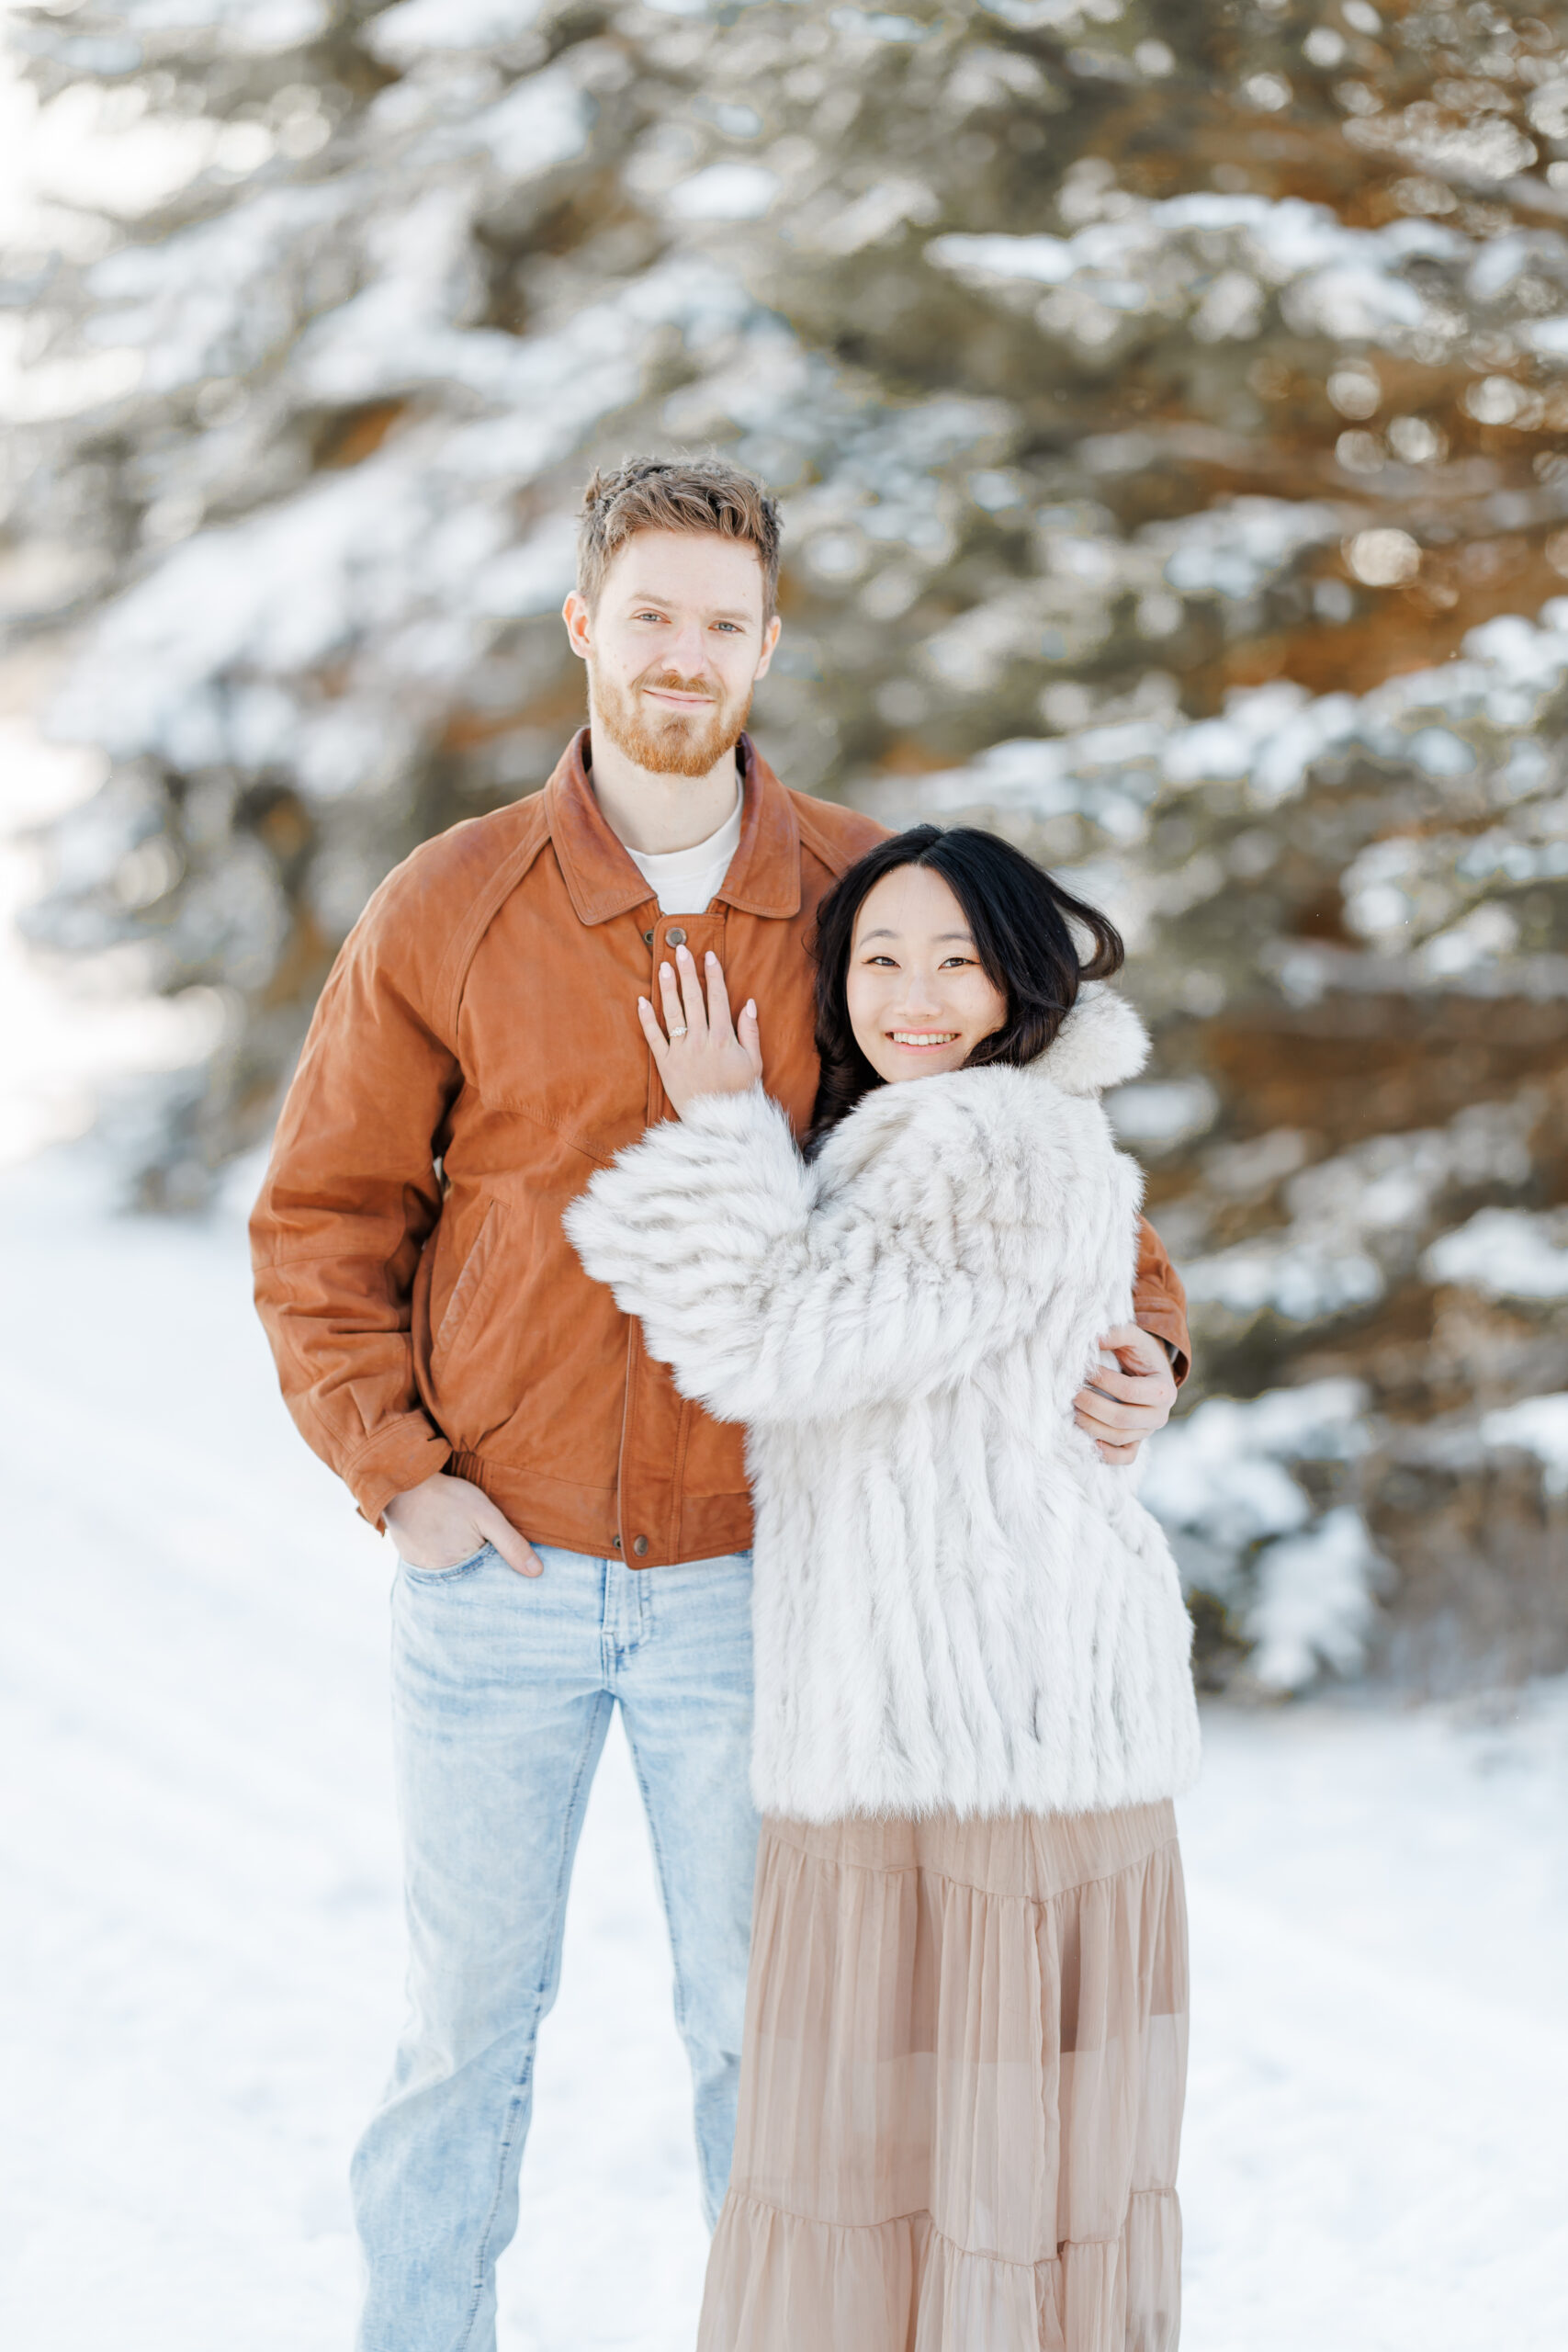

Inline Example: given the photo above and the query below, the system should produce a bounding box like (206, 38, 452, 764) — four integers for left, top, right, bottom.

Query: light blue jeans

(352, 1542, 760, 2352)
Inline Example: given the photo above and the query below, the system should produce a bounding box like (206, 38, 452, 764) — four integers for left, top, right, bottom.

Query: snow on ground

(1, 1147, 1565, 2351)
(1181, 1698, 1568, 2349)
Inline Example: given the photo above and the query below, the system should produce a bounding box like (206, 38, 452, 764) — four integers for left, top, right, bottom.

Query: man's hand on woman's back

(1072, 1324, 1178, 1465)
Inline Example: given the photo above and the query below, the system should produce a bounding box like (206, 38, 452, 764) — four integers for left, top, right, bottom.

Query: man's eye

(635, 611, 665, 623)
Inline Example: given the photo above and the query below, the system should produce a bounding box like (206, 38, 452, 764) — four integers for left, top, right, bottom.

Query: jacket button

(632, 1534, 649, 1557)
(642, 929, 654, 945)
(611, 1534, 622, 1550)
(666, 926, 686, 947)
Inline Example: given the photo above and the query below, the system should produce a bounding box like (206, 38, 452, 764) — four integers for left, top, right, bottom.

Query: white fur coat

(566, 986, 1201, 1822)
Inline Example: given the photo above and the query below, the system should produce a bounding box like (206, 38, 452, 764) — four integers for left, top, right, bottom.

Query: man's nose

(667, 618, 710, 673)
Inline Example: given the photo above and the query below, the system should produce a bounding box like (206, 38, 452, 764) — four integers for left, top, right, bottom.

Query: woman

(567, 825, 1201, 2350)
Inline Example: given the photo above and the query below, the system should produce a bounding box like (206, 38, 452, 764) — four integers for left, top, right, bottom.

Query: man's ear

(753, 612, 783, 682)
(562, 590, 592, 663)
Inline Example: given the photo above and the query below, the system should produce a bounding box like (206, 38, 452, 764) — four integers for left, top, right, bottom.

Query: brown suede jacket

(251, 730, 1190, 1566)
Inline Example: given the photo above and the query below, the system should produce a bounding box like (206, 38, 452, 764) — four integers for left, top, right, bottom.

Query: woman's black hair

(804, 823, 1123, 1156)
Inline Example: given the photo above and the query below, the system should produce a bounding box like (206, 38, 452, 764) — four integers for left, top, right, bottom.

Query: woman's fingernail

(746, 1000, 756, 1018)
(706, 950, 717, 963)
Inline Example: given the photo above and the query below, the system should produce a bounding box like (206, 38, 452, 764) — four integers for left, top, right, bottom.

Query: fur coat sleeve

(565, 985, 1150, 1427)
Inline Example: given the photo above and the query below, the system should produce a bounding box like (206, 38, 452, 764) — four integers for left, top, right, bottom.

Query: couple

(251, 455, 1201, 2351)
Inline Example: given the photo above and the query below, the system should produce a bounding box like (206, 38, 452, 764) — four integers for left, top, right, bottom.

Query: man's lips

(641, 685, 715, 708)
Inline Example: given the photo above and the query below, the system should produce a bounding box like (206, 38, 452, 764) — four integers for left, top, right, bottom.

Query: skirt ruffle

(699, 1804, 1188, 2352)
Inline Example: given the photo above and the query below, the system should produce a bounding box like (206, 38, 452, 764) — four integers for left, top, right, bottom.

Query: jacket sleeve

(249, 876, 462, 1526)
(1134, 1215, 1191, 1383)
(565, 1084, 1133, 1427)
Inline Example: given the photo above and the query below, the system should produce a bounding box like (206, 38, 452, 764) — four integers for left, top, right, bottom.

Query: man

(251, 455, 1189, 2351)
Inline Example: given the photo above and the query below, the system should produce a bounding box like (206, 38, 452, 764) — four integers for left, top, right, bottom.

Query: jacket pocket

(432, 1199, 502, 1376)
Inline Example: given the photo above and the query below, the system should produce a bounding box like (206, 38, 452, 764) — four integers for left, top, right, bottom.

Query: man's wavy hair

(804, 824, 1124, 1157)
(576, 455, 783, 616)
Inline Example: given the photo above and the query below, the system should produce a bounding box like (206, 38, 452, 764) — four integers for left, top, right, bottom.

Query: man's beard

(590, 660, 751, 779)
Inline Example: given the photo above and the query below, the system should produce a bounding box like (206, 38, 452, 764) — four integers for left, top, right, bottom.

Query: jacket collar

(545, 728, 803, 925)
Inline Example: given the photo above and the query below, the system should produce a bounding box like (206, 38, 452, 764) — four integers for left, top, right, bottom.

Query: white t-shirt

(623, 786, 744, 916)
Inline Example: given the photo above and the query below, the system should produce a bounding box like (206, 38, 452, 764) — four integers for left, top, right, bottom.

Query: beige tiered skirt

(699, 1802, 1188, 2352)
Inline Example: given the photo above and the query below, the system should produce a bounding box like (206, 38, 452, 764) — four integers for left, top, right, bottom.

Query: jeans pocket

(398, 1541, 496, 1584)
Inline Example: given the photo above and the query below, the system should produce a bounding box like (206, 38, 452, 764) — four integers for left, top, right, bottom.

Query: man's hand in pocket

(384, 1472, 543, 1576)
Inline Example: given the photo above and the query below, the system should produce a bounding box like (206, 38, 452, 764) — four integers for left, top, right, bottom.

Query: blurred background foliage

(4, 0, 1568, 1691)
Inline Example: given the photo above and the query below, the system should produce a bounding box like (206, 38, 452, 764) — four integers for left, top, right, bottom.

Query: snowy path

(2, 1152, 1564, 2352)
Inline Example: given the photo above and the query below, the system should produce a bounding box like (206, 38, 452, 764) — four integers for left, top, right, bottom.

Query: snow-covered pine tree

(6, 0, 1568, 1687)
